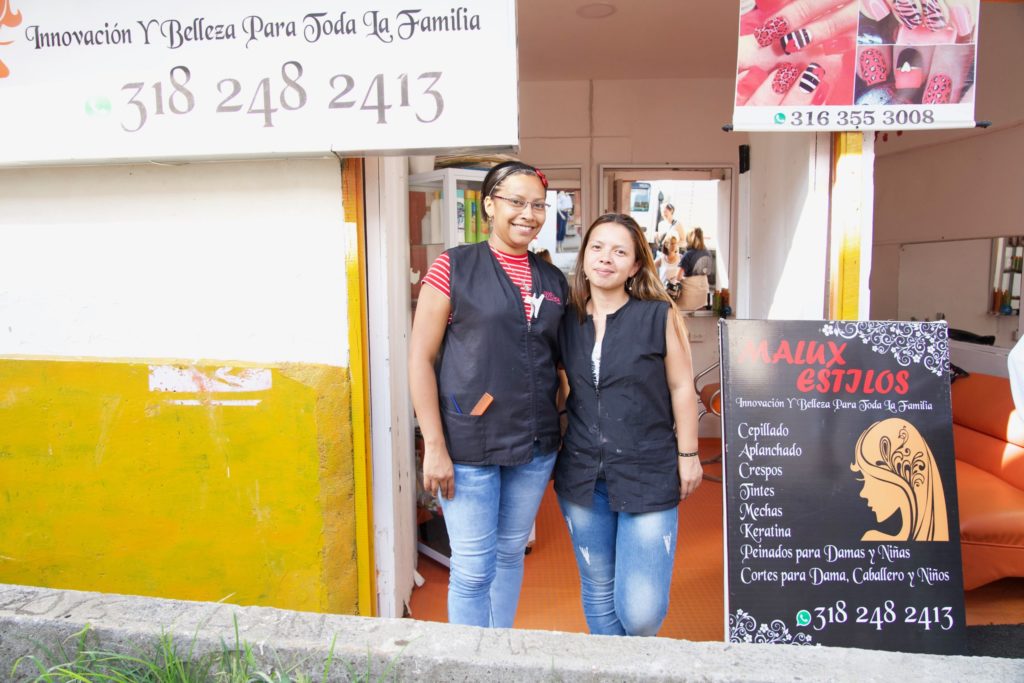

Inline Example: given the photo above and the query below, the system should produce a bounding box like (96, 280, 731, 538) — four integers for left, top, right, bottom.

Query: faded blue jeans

(558, 479, 679, 636)
(439, 446, 556, 627)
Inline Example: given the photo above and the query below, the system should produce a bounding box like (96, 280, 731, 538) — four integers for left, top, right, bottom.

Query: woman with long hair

(654, 233, 683, 293)
(409, 160, 568, 627)
(678, 227, 712, 310)
(851, 418, 949, 542)
(555, 213, 701, 636)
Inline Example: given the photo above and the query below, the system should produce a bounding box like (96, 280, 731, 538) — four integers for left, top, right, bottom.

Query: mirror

(893, 236, 1024, 348)
(600, 166, 733, 312)
(533, 166, 583, 277)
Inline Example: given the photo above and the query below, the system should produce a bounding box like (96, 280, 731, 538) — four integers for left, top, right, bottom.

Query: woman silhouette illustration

(851, 418, 949, 542)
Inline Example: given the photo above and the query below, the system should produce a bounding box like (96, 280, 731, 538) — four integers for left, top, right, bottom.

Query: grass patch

(11, 619, 400, 683)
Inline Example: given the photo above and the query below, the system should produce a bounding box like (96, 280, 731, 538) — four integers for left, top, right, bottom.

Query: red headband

(534, 169, 548, 189)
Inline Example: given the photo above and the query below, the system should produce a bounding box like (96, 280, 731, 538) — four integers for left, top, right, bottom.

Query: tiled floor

(408, 442, 1024, 638)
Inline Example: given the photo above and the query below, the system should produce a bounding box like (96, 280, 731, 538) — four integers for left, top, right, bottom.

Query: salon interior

(396, 0, 1024, 641)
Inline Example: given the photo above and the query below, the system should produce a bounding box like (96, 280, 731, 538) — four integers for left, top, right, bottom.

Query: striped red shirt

(422, 247, 534, 321)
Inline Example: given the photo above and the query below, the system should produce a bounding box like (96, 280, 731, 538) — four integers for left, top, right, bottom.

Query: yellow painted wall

(0, 358, 358, 614)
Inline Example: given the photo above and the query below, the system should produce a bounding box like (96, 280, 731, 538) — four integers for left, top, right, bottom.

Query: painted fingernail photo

(861, 0, 890, 22)
(859, 47, 889, 86)
(922, 74, 953, 104)
(891, 0, 923, 30)
(781, 28, 812, 55)
(772, 64, 800, 94)
(894, 48, 924, 90)
(950, 5, 973, 36)
(921, 0, 948, 31)
(754, 16, 789, 48)
(798, 63, 825, 93)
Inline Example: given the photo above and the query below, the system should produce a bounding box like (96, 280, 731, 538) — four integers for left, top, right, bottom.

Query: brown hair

(686, 227, 706, 251)
(569, 213, 688, 343)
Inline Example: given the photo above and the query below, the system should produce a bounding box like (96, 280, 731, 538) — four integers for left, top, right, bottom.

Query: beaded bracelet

(678, 450, 699, 458)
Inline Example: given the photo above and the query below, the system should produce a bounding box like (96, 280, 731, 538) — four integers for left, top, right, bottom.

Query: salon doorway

(534, 165, 584, 277)
(599, 165, 733, 298)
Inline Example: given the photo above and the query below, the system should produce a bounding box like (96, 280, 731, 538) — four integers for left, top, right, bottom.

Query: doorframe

(363, 156, 417, 618)
(597, 162, 737, 296)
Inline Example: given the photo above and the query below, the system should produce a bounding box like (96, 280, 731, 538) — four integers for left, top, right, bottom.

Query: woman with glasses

(556, 213, 701, 636)
(409, 160, 568, 627)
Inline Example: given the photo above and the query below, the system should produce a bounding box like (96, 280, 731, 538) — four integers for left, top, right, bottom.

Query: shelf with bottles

(409, 167, 489, 308)
(990, 237, 1024, 316)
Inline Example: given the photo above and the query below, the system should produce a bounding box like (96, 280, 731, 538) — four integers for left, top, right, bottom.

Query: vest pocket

(443, 412, 487, 463)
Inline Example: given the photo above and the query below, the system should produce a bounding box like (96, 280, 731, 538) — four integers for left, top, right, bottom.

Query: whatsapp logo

(796, 609, 812, 627)
(85, 96, 113, 117)
(774, 112, 787, 125)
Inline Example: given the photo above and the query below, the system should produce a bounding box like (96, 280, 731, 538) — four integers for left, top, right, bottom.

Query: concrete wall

(0, 158, 365, 615)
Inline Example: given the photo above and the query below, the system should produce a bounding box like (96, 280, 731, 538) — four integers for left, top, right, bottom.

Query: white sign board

(0, 1, 518, 165)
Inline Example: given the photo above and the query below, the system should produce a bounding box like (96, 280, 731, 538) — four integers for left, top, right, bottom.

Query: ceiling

(515, 1, 1023, 156)
(517, 0, 1022, 82)
(517, 1, 740, 81)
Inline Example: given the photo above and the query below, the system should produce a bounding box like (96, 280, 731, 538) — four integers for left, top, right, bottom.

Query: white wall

(519, 77, 745, 229)
(0, 159, 351, 366)
(740, 132, 832, 320)
(870, 3, 1024, 356)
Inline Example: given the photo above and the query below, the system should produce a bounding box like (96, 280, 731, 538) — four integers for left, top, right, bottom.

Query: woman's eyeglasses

(491, 195, 549, 213)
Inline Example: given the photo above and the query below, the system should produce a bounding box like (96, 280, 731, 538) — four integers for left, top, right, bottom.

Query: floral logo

(729, 609, 814, 645)
(0, 0, 22, 79)
(820, 321, 949, 378)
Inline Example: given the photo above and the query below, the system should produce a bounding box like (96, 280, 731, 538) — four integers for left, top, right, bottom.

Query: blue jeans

(439, 447, 556, 627)
(558, 479, 679, 636)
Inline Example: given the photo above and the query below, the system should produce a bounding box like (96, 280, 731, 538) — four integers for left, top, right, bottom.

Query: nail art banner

(719, 320, 966, 654)
(0, 0, 518, 166)
(733, 0, 981, 131)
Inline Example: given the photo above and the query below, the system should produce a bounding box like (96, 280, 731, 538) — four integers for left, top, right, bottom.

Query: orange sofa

(951, 372, 1024, 590)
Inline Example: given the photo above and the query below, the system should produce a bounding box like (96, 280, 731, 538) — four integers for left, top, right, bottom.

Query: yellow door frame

(342, 157, 377, 617)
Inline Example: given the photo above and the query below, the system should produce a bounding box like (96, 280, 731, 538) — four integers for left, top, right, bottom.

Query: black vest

(437, 242, 568, 466)
(555, 298, 679, 513)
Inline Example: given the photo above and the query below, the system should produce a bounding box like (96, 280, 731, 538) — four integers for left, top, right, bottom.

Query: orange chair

(949, 372, 1024, 589)
(694, 361, 722, 482)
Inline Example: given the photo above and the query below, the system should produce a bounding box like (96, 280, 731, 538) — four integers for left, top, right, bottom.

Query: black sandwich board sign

(720, 320, 966, 654)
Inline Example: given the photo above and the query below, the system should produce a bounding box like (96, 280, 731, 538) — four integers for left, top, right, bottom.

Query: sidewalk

(2, 583, 1021, 682)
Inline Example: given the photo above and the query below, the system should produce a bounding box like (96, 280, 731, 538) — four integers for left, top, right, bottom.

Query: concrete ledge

(0, 583, 1020, 682)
